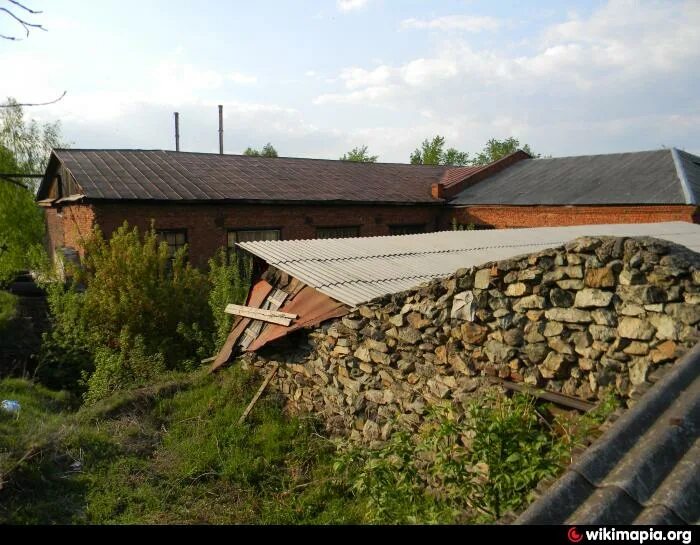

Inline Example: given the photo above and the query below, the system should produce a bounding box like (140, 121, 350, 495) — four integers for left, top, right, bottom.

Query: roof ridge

(54, 148, 449, 169)
(670, 147, 697, 205)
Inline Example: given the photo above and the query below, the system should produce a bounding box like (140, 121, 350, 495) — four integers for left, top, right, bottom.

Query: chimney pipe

(218, 105, 223, 154)
(174, 112, 180, 152)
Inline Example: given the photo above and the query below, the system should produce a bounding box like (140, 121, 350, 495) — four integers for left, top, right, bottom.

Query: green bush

(75, 222, 213, 365)
(38, 222, 215, 400)
(207, 248, 252, 352)
(83, 331, 167, 405)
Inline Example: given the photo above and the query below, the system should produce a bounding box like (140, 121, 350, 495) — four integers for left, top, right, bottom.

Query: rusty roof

(38, 149, 472, 204)
(516, 341, 700, 525)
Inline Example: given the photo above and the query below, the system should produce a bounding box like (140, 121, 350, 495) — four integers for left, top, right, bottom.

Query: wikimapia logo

(567, 527, 693, 544)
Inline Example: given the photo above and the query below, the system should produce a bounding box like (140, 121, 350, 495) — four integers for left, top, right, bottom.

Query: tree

(410, 135, 469, 166)
(470, 137, 539, 165)
(243, 142, 278, 158)
(340, 145, 378, 163)
(0, 3, 67, 107)
(0, 0, 45, 41)
(0, 98, 65, 284)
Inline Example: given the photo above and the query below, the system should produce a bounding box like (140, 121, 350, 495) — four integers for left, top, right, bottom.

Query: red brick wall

(43, 207, 63, 259)
(43, 204, 96, 258)
(91, 202, 444, 267)
(61, 204, 96, 255)
(450, 205, 699, 229)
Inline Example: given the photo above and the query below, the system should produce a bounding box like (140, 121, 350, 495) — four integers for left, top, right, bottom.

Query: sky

(1, 0, 699, 162)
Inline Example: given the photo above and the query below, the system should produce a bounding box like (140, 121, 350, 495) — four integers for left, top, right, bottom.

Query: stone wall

(243, 236, 700, 443)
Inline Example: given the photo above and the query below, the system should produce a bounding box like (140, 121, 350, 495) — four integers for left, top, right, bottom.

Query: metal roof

(39, 149, 459, 204)
(516, 340, 700, 525)
(238, 221, 700, 307)
(450, 148, 700, 205)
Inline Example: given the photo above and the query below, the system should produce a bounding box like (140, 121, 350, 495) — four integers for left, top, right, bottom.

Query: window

(315, 226, 360, 239)
(227, 229, 281, 249)
(389, 224, 425, 236)
(156, 229, 187, 258)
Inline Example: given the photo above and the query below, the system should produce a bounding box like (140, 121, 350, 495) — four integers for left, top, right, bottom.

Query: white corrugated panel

(238, 222, 700, 307)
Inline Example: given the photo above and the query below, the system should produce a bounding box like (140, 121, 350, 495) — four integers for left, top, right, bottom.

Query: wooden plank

(238, 364, 279, 424)
(490, 378, 595, 412)
(224, 304, 297, 325)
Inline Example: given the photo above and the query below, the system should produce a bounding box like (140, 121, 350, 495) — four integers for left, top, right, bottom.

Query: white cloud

(227, 72, 257, 85)
(401, 15, 501, 32)
(339, 65, 392, 89)
(401, 58, 458, 86)
(313, 0, 700, 158)
(337, 0, 369, 13)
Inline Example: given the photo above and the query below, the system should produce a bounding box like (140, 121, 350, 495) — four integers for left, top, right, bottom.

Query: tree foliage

(0, 98, 65, 285)
(470, 137, 539, 165)
(409, 135, 540, 167)
(243, 143, 278, 158)
(340, 145, 378, 163)
(38, 223, 215, 399)
(409, 135, 469, 166)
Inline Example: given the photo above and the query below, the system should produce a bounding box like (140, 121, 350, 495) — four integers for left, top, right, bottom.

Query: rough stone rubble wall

(243, 236, 700, 443)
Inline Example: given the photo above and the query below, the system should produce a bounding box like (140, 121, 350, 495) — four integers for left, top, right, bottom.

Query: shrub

(207, 248, 252, 351)
(83, 330, 166, 405)
(38, 222, 215, 400)
(74, 223, 213, 364)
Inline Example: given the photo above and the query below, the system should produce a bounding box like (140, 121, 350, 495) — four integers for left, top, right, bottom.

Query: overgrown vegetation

(0, 371, 617, 524)
(208, 248, 252, 352)
(36, 223, 226, 402)
(334, 391, 618, 523)
(0, 368, 360, 524)
(0, 97, 65, 286)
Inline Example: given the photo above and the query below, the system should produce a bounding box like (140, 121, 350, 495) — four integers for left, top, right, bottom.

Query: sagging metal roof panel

(238, 221, 700, 307)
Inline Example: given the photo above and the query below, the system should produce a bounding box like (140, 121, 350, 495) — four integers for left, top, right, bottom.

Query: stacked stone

(245, 236, 700, 443)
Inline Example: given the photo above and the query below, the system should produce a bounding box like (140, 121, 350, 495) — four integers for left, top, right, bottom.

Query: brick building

(36, 147, 700, 267)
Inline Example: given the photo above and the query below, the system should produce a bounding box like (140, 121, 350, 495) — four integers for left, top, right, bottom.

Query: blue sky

(1, 0, 698, 161)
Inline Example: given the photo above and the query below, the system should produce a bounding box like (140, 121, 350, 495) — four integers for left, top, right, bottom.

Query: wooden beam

(224, 304, 297, 326)
(238, 364, 279, 424)
(490, 378, 595, 412)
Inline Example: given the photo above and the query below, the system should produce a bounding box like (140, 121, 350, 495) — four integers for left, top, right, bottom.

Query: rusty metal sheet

(245, 286, 348, 352)
(210, 280, 273, 371)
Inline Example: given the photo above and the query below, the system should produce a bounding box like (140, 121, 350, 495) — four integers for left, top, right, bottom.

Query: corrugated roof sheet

(46, 149, 457, 204)
(516, 341, 700, 525)
(450, 149, 700, 205)
(238, 221, 700, 307)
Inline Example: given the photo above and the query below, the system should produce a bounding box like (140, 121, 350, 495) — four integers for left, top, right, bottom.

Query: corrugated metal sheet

(450, 149, 700, 205)
(43, 149, 453, 204)
(516, 341, 700, 525)
(245, 286, 348, 352)
(238, 222, 700, 307)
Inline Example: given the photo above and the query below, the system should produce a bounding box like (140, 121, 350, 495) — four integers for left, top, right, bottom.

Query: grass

(0, 364, 618, 525)
(0, 366, 362, 524)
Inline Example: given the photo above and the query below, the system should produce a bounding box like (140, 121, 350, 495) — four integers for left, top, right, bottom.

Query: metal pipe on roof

(174, 112, 180, 152)
(218, 105, 223, 154)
